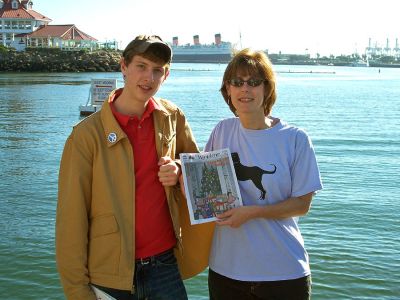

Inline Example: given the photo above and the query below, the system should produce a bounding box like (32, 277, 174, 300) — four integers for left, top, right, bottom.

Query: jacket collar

(100, 89, 172, 147)
(100, 90, 128, 147)
(152, 97, 171, 117)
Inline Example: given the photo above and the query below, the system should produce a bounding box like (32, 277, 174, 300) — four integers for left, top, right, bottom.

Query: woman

(204, 48, 323, 300)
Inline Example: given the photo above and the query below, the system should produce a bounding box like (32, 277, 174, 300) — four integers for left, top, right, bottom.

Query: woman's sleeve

(291, 129, 323, 197)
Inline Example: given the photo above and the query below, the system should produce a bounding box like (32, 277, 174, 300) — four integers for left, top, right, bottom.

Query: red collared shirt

(110, 90, 176, 258)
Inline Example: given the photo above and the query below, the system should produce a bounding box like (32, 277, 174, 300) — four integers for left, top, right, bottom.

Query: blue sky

(35, 0, 399, 56)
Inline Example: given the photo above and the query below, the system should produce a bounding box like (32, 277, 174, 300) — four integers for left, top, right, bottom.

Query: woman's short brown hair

(221, 48, 277, 116)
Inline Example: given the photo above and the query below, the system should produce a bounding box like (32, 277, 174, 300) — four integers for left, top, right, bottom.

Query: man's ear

(163, 69, 170, 81)
(120, 57, 127, 74)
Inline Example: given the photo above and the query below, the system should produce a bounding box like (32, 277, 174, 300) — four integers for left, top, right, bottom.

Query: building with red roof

(23, 24, 98, 50)
(0, 0, 98, 51)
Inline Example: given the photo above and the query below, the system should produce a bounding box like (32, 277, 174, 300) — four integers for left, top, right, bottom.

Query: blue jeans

(208, 268, 311, 300)
(95, 250, 187, 300)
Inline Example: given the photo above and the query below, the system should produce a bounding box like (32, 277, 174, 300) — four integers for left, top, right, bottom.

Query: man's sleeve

(55, 133, 96, 300)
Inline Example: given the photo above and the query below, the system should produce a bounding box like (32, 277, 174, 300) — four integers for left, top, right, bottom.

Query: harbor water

(0, 64, 399, 299)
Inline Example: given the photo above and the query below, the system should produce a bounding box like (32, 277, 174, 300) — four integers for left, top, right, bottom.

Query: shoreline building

(0, 0, 98, 51)
(24, 24, 97, 50)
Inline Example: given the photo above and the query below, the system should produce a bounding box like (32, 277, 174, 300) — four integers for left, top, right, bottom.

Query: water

(0, 64, 399, 299)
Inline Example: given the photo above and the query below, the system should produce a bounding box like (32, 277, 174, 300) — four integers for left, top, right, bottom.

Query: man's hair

(122, 35, 172, 69)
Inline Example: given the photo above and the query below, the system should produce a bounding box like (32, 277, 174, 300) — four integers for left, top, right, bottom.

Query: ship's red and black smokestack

(173, 36, 178, 46)
(193, 35, 200, 45)
(215, 33, 221, 46)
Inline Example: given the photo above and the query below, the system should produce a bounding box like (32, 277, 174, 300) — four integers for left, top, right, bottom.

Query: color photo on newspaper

(180, 148, 243, 225)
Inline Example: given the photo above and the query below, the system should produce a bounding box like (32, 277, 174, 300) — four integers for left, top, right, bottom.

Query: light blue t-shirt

(205, 117, 323, 281)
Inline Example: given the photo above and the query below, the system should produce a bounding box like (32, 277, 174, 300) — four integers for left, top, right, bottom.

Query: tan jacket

(56, 93, 214, 299)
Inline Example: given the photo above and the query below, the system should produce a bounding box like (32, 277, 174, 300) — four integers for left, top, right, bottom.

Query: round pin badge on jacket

(108, 132, 117, 143)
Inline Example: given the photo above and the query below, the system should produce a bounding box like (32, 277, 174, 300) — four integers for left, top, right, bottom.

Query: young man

(56, 35, 213, 300)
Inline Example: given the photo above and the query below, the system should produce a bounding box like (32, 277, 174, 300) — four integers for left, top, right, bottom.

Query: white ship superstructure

(171, 33, 233, 63)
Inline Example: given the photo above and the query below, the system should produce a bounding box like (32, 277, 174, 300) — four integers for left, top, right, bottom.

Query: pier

(277, 70, 336, 74)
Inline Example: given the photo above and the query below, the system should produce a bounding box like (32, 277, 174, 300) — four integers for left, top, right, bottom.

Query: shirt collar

(109, 88, 161, 127)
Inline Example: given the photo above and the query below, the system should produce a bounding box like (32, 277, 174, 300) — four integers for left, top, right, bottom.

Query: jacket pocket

(90, 214, 119, 239)
(88, 214, 121, 275)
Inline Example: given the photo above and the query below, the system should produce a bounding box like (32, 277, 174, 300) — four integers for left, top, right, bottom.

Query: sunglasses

(227, 78, 266, 87)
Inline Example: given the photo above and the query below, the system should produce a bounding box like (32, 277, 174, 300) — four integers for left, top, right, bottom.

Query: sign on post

(91, 79, 117, 105)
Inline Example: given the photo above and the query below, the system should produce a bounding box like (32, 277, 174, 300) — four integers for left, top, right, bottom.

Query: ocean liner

(171, 33, 233, 63)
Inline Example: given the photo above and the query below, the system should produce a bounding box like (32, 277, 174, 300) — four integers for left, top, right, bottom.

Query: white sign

(91, 79, 117, 105)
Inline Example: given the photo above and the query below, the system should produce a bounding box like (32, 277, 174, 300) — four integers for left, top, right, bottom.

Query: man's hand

(158, 156, 180, 186)
(179, 174, 186, 197)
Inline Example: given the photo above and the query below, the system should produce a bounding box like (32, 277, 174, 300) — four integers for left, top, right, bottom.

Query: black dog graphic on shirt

(231, 152, 276, 200)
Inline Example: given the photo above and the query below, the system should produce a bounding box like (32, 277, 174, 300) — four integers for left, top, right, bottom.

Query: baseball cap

(123, 35, 172, 63)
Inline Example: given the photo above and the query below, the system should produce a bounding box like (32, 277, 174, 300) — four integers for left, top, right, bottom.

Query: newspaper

(91, 285, 117, 300)
(180, 148, 243, 225)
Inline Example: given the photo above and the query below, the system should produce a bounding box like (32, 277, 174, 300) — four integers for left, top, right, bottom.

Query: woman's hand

(216, 193, 314, 227)
(216, 206, 258, 228)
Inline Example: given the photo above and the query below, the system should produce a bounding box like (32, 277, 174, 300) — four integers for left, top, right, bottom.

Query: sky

(34, 0, 399, 56)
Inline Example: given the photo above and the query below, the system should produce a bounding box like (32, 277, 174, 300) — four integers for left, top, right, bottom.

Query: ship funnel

(193, 35, 200, 46)
(173, 36, 178, 46)
(215, 33, 221, 46)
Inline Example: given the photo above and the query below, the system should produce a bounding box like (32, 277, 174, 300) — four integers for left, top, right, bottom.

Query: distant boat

(79, 79, 117, 116)
(349, 59, 369, 67)
(368, 61, 400, 68)
(171, 33, 233, 63)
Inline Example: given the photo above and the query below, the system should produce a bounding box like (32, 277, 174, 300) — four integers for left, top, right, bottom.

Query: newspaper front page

(180, 148, 243, 225)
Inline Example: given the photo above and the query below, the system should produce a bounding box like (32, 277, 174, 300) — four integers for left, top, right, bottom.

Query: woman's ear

(264, 81, 274, 101)
(226, 83, 231, 95)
